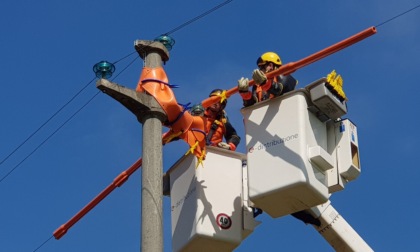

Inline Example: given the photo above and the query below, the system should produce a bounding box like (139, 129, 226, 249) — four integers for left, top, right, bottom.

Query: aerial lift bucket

(167, 146, 259, 252)
(241, 78, 352, 218)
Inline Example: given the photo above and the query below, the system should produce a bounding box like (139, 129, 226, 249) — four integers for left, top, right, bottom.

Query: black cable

(0, 77, 96, 168)
(0, 55, 139, 184)
(162, 0, 234, 36)
(376, 3, 420, 27)
(32, 235, 54, 252)
(112, 50, 138, 65)
(111, 55, 139, 81)
(0, 51, 139, 169)
(0, 91, 100, 183)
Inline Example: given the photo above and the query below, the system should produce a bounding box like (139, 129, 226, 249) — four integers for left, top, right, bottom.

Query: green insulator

(93, 61, 115, 79)
(154, 35, 176, 51)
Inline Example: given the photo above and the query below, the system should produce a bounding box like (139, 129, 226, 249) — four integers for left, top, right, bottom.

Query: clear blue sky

(1, 0, 420, 251)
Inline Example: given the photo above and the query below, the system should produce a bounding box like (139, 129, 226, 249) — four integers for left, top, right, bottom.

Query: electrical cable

(112, 50, 138, 65)
(110, 55, 139, 80)
(0, 55, 139, 184)
(161, 0, 234, 36)
(0, 90, 100, 183)
(32, 235, 53, 252)
(0, 51, 137, 169)
(376, 3, 420, 27)
(0, 77, 95, 167)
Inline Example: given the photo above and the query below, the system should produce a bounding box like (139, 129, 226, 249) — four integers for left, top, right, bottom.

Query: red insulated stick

(53, 157, 142, 239)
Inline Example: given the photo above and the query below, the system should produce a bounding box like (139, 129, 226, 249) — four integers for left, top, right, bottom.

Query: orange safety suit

(205, 109, 240, 151)
(240, 74, 298, 107)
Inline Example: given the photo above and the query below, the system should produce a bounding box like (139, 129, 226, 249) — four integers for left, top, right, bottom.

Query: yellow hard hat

(256, 52, 282, 66)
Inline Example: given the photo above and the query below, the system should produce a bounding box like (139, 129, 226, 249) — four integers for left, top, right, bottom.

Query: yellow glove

(252, 69, 267, 84)
(237, 77, 249, 92)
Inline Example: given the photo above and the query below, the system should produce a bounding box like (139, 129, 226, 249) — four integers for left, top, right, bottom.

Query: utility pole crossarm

(96, 79, 167, 123)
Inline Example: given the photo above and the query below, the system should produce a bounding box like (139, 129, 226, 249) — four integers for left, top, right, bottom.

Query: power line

(110, 54, 139, 80)
(0, 55, 139, 184)
(162, 0, 234, 36)
(32, 235, 53, 252)
(112, 50, 138, 65)
(0, 52, 137, 169)
(0, 77, 95, 167)
(376, 3, 420, 27)
(0, 91, 101, 183)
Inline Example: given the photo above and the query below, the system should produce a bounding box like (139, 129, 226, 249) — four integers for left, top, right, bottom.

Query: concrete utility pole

(96, 40, 169, 252)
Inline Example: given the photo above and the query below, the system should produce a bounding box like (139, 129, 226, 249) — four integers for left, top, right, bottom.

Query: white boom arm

(306, 201, 373, 252)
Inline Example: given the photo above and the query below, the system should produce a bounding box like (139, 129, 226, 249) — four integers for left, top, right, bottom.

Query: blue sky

(1, 0, 420, 251)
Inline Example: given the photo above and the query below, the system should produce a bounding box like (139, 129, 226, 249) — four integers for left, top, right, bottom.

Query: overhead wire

(0, 54, 139, 184)
(0, 51, 137, 168)
(375, 3, 420, 27)
(32, 235, 53, 252)
(162, 0, 234, 36)
(0, 90, 100, 183)
(0, 76, 95, 167)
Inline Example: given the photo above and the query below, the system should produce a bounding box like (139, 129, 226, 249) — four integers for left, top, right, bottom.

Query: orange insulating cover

(136, 67, 206, 158)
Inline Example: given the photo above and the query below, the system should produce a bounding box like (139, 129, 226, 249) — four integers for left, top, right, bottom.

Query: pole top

(134, 40, 170, 62)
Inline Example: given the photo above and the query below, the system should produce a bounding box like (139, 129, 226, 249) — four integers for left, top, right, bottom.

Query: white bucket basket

(241, 80, 340, 218)
(168, 146, 257, 252)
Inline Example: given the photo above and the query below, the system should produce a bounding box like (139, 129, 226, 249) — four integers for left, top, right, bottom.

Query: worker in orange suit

(238, 52, 298, 107)
(190, 89, 240, 151)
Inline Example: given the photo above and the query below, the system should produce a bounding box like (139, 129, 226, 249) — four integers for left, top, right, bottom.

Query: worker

(191, 89, 241, 151)
(238, 52, 298, 107)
